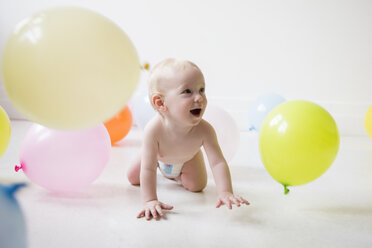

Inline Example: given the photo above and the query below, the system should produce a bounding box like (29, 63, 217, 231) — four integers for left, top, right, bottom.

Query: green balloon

(259, 100, 340, 194)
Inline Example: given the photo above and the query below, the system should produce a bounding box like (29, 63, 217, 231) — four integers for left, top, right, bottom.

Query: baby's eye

(182, 89, 192, 94)
(200, 88, 205, 93)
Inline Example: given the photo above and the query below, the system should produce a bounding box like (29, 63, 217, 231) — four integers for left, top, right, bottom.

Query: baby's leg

(179, 150, 207, 192)
(127, 152, 141, 185)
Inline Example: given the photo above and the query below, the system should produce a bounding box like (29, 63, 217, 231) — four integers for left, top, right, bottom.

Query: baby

(127, 58, 249, 220)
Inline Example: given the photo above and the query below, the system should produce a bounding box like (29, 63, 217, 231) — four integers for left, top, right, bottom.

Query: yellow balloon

(1, 7, 140, 130)
(259, 100, 340, 194)
(365, 106, 372, 138)
(0, 106, 11, 157)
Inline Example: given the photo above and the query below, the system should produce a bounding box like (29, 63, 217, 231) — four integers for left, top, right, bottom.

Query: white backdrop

(1, 0, 371, 135)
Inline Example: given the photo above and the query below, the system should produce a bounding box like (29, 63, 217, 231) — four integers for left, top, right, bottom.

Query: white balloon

(129, 90, 156, 130)
(203, 105, 240, 162)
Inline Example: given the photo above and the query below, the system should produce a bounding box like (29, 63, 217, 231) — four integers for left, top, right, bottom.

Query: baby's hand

(216, 192, 250, 209)
(137, 200, 174, 220)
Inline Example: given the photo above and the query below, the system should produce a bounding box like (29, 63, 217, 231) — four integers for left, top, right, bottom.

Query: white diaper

(158, 161, 184, 178)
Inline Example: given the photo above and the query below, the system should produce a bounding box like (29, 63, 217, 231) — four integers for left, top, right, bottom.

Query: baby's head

(148, 58, 205, 108)
(147, 58, 207, 124)
(148, 58, 203, 96)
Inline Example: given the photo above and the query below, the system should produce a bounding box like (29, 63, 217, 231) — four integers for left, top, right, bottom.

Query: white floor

(1, 120, 372, 248)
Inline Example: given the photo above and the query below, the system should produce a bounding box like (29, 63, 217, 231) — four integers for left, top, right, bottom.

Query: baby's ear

(152, 94, 167, 112)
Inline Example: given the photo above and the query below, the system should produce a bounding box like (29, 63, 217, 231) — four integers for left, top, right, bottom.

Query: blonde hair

(148, 58, 202, 102)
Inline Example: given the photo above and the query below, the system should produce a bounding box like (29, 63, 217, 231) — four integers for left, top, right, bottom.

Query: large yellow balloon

(1, 7, 140, 130)
(259, 100, 340, 194)
(365, 106, 372, 138)
(0, 106, 11, 157)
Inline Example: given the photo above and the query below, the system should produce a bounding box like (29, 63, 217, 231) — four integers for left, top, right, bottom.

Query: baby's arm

(137, 126, 173, 220)
(201, 121, 249, 209)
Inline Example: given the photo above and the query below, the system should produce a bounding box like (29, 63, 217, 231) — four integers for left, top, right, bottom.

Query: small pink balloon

(203, 105, 240, 162)
(16, 123, 111, 192)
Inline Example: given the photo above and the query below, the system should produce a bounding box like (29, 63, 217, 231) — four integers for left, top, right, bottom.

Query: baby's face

(162, 67, 207, 126)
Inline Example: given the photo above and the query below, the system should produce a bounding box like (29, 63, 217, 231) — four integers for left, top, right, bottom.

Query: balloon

(364, 105, 372, 138)
(248, 93, 286, 131)
(0, 106, 11, 157)
(1, 6, 139, 130)
(203, 105, 240, 162)
(16, 123, 111, 192)
(0, 183, 27, 248)
(104, 106, 133, 144)
(259, 100, 340, 194)
(130, 90, 156, 129)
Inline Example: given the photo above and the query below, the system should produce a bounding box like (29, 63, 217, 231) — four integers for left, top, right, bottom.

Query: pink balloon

(203, 105, 240, 162)
(16, 123, 111, 192)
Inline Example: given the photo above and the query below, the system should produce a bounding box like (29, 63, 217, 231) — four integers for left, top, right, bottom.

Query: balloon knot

(283, 185, 290, 195)
(15, 165, 23, 172)
(141, 62, 150, 71)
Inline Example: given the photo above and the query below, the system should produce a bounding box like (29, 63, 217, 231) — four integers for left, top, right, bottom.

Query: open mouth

(190, 108, 202, 117)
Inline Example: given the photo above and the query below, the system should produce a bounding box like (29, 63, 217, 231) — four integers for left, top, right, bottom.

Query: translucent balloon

(0, 106, 11, 157)
(130, 90, 156, 130)
(248, 93, 286, 131)
(0, 183, 27, 248)
(16, 123, 111, 192)
(364, 105, 372, 138)
(104, 106, 133, 144)
(1, 6, 139, 130)
(203, 105, 240, 162)
(259, 100, 340, 194)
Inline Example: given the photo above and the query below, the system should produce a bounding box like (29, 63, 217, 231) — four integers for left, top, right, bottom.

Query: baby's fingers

(216, 196, 250, 210)
(145, 209, 152, 220)
(236, 196, 250, 205)
(226, 199, 232, 209)
(230, 196, 241, 207)
(216, 198, 232, 209)
(137, 210, 146, 218)
(160, 202, 174, 210)
(155, 205, 164, 217)
(220, 198, 232, 209)
(150, 207, 158, 219)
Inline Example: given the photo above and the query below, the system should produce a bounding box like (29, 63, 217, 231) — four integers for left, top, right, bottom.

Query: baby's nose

(194, 94, 203, 102)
